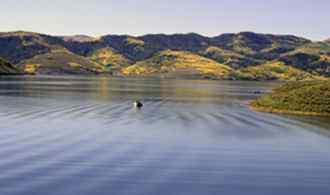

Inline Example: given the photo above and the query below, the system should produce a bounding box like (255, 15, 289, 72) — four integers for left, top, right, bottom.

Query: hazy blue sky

(1, 0, 329, 40)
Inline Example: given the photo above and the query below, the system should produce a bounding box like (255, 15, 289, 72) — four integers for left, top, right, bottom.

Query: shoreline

(0, 73, 287, 82)
(249, 80, 330, 117)
(250, 105, 330, 117)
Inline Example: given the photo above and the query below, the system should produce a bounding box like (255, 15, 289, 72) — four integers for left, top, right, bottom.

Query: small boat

(253, 90, 263, 94)
(134, 100, 143, 109)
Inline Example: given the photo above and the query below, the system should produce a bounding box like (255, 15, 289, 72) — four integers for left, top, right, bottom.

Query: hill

(201, 46, 261, 69)
(88, 47, 132, 71)
(18, 49, 109, 75)
(229, 61, 322, 81)
(121, 50, 233, 79)
(211, 32, 311, 59)
(279, 42, 330, 76)
(251, 80, 330, 116)
(100, 32, 310, 63)
(0, 31, 66, 64)
(0, 58, 21, 75)
(0, 30, 330, 79)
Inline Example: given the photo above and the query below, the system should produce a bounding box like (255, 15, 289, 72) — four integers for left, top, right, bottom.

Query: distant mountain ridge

(0, 31, 329, 80)
(60, 35, 99, 43)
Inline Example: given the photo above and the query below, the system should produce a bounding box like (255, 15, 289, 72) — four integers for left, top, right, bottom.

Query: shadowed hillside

(0, 31, 65, 64)
(279, 42, 330, 76)
(0, 58, 20, 75)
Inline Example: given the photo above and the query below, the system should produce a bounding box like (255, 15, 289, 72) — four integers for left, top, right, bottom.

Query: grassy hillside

(212, 32, 311, 58)
(229, 61, 322, 81)
(18, 49, 109, 75)
(251, 80, 330, 116)
(101, 32, 311, 66)
(0, 58, 20, 75)
(88, 48, 132, 70)
(0, 31, 330, 79)
(100, 35, 147, 61)
(0, 31, 66, 64)
(201, 46, 261, 68)
(121, 50, 233, 79)
(279, 42, 330, 76)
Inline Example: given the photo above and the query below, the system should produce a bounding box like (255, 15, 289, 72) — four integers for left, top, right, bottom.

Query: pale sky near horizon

(0, 0, 329, 40)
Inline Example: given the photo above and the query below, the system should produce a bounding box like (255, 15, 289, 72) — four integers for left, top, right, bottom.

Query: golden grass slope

(19, 49, 109, 75)
(89, 48, 132, 70)
(121, 50, 233, 78)
(229, 61, 323, 81)
(125, 37, 145, 46)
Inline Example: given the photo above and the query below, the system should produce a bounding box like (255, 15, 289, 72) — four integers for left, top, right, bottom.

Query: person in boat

(134, 100, 143, 109)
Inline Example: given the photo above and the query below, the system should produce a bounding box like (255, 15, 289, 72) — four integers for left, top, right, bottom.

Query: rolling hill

(228, 61, 323, 81)
(0, 30, 329, 79)
(18, 49, 109, 75)
(211, 32, 311, 58)
(0, 31, 65, 64)
(121, 50, 233, 79)
(278, 42, 330, 76)
(201, 46, 261, 69)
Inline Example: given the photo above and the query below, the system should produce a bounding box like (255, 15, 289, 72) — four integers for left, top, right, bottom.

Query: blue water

(0, 76, 329, 195)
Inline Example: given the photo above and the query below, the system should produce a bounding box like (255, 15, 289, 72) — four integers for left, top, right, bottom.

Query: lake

(0, 76, 329, 195)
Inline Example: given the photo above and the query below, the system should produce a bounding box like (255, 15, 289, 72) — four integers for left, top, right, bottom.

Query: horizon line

(1, 30, 328, 42)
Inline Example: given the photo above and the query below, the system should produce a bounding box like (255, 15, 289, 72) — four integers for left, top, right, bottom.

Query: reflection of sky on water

(0, 76, 329, 195)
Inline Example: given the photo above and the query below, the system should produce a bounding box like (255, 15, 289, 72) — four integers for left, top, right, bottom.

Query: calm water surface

(0, 76, 329, 195)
